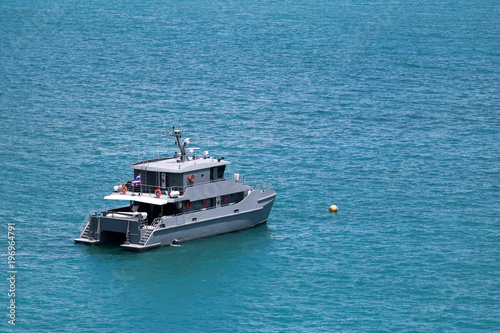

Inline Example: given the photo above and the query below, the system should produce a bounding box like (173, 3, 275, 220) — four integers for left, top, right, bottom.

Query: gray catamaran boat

(74, 128, 276, 251)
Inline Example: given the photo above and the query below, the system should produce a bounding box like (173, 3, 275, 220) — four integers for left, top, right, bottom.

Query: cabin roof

(130, 156, 230, 173)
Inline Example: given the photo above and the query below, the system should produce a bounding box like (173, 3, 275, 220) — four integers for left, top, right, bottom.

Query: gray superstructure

(74, 128, 276, 251)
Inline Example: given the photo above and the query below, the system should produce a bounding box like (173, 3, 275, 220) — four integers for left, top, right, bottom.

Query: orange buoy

(185, 201, 192, 209)
(120, 185, 127, 194)
(188, 174, 195, 182)
(221, 195, 226, 202)
(155, 189, 161, 198)
(202, 199, 208, 206)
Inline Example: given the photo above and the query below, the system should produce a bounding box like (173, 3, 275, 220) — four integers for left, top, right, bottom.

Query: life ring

(221, 195, 226, 202)
(155, 189, 161, 198)
(185, 201, 192, 209)
(188, 174, 195, 182)
(202, 199, 208, 206)
(120, 185, 127, 194)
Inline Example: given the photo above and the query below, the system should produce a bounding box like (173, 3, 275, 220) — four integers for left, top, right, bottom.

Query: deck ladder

(139, 218, 160, 245)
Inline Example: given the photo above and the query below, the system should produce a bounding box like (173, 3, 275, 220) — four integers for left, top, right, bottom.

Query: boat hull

(122, 189, 276, 251)
(75, 189, 276, 251)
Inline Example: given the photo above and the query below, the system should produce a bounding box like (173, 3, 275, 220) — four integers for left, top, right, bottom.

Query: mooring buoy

(329, 205, 338, 213)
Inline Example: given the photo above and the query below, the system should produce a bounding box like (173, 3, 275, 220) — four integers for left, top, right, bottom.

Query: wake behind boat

(74, 128, 277, 251)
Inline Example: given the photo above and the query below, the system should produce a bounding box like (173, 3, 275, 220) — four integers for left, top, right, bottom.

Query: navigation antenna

(164, 126, 187, 161)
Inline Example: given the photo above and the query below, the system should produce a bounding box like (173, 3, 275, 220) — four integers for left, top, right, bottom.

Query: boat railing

(78, 211, 99, 233)
(222, 172, 246, 185)
(116, 172, 270, 197)
(118, 183, 188, 196)
(221, 172, 273, 190)
(117, 173, 245, 195)
(250, 181, 275, 190)
(222, 172, 273, 190)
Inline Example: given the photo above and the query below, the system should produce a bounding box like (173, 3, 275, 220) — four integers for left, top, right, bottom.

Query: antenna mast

(165, 126, 187, 161)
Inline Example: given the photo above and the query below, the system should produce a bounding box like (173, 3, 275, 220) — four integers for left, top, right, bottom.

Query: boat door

(161, 173, 166, 188)
(216, 196, 221, 208)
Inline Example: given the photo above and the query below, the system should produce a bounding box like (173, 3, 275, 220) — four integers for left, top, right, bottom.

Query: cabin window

(234, 209, 239, 214)
(217, 167, 225, 178)
(192, 218, 197, 222)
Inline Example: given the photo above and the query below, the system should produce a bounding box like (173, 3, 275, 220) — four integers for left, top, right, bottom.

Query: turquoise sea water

(1, 0, 499, 331)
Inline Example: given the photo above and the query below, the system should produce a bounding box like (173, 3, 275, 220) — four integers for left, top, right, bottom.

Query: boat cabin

(129, 157, 227, 192)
